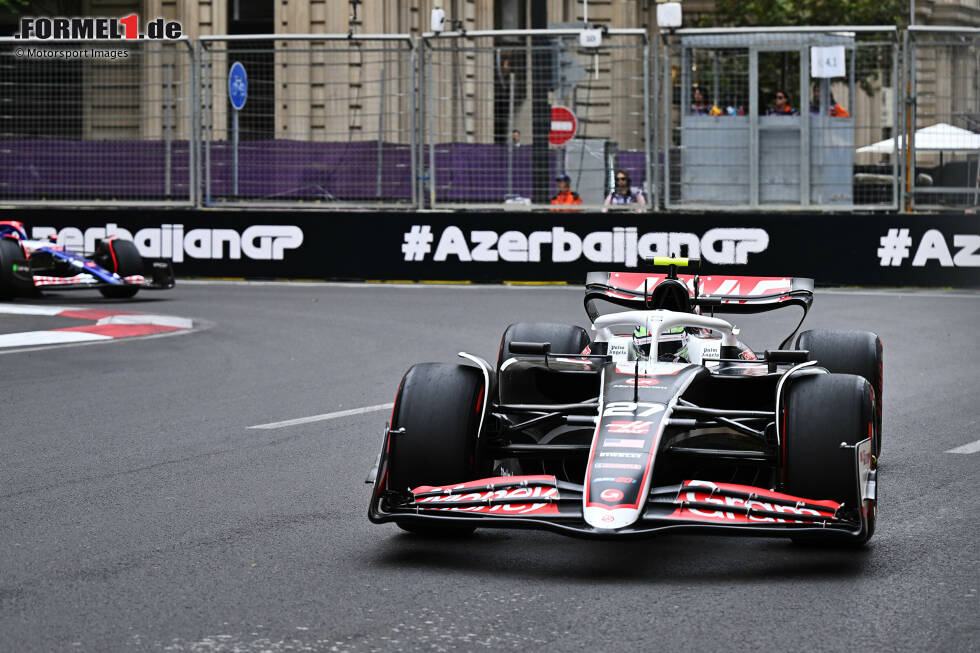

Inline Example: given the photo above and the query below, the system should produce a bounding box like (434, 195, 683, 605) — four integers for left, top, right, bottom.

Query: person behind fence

(550, 173, 582, 208)
(603, 170, 646, 211)
(766, 90, 799, 116)
(809, 85, 850, 117)
(691, 87, 723, 116)
(512, 129, 522, 147)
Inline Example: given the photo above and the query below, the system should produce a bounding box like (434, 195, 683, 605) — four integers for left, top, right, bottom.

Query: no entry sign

(549, 105, 577, 146)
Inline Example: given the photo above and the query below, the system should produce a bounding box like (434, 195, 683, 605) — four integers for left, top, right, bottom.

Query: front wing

(369, 432, 875, 541)
(28, 260, 175, 290)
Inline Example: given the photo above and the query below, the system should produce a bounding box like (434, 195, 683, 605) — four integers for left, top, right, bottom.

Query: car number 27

(602, 402, 665, 417)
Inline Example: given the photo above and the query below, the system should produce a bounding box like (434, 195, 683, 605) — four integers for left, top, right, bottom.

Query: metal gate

(660, 26, 899, 211)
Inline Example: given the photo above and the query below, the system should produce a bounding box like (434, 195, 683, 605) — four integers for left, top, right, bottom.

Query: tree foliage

(710, 0, 907, 28)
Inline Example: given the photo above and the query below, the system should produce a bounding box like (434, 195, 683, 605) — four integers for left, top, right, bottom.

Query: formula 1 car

(369, 258, 882, 544)
(0, 220, 174, 299)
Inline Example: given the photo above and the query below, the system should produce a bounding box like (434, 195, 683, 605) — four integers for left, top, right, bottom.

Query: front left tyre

(388, 362, 487, 536)
(783, 373, 877, 545)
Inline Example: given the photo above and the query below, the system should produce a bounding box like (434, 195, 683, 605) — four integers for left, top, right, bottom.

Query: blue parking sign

(228, 61, 247, 110)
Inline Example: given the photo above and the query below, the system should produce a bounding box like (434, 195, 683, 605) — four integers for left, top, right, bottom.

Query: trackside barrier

(12, 209, 979, 287)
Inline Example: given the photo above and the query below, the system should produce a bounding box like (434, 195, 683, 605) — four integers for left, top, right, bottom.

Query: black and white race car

(0, 220, 174, 300)
(369, 258, 882, 544)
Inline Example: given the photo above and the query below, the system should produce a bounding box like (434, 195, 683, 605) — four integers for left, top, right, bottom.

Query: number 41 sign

(811, 45, 846, 78)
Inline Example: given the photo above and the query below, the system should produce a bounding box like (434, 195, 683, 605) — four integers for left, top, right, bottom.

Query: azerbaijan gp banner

(5, 209, 979, 286)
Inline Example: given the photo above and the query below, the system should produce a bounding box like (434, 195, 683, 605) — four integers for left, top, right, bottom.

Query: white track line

(0, 330, 111, 347)
(248, 403, 394, 430)
(947, 439, 980, 455)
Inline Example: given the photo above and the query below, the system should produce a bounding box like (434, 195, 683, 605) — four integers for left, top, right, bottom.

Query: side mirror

(509, 341, 551, 356)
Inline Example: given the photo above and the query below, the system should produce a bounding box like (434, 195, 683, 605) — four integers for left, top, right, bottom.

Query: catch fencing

(418, 28, 650, 211)
(0, 37, 196, 205)
(198, 34, 415, 208)
(661, 26, 900, 210)
(905, 26, 980, 209)
(1, 27, 980, 211)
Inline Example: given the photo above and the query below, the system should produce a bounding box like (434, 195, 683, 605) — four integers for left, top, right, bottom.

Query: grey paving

(0, 283, 978, 652)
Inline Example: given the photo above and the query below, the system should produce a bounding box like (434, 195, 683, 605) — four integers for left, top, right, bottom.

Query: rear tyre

(497, 322, 591, 370)
(796, 329, 883, 457)
(389, 363, 486, 536)
(784, 373, 876, 545)
(0, 238, 32, 300)
(97, 239, 142, 299)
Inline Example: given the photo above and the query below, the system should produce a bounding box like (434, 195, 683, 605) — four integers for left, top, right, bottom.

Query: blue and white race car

(0, 220, 174, 300)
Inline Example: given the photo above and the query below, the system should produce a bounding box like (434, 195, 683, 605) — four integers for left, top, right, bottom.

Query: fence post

(643, 38, 653, 211)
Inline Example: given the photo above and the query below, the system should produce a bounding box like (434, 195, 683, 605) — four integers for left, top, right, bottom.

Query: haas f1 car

(369, 259, 882, 544)
(0, 221, 174, 299)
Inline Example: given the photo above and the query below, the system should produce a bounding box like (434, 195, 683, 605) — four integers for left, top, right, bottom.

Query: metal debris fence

(0, 27, 978, 211)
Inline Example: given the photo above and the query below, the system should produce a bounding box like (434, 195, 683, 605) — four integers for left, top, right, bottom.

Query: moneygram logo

(401, 225, 769, 266)
(31, 223, 303, 262)
(15, 15, 182, 40)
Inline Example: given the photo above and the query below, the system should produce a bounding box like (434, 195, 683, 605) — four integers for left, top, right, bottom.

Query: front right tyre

(388, 362, 487, 536)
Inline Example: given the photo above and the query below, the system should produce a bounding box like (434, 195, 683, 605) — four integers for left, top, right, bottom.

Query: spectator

(810, 85, 850, 117)
(766, 90, 799, 116)
(692, 88, 724, 116)
(603, 170, 646, 211)
(692, 88, 710, 115)
(512, 129, 521, 147)
(550, 173, 582, 208)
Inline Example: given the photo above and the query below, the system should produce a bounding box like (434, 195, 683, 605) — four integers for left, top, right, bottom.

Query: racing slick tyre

(96, 239, 142, 299)
(497, 322, 592, 369)
(388, 363, 486, 536)
(796, 329, 883, 457)
(0, 238, 32, 300)
(784, 373, 876, 546)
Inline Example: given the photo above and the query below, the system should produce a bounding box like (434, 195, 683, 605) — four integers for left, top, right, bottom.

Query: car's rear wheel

(0, 238, 32, 300)
(388, 362, 486, 536)
(97, 239, 142, 299)
(783, 373, 876, 545)
(496, 322, 592, 370)
(796, 329, 883, 457)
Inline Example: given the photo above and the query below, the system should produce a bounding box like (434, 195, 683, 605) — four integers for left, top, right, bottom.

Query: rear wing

(584, 270, 814, 349)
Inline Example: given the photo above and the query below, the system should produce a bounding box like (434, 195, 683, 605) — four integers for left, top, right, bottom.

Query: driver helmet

(629, 325, 689, 361)
(630, 325, 653, 359)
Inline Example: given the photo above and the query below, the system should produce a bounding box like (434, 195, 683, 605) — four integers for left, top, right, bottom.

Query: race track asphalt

(1, 282, 978, 652)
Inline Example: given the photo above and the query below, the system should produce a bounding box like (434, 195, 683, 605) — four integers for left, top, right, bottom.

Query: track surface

(1, 283, 978, 652)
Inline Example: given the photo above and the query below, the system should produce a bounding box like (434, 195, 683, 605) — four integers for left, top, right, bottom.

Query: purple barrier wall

(0, 139, 645, 203)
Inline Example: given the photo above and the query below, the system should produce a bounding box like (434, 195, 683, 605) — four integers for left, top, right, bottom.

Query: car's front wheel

(783, 373, 877, 545)
(388, 362, 487, 536)
(0, 238, 32, 300)
(97, 239, 142, 299)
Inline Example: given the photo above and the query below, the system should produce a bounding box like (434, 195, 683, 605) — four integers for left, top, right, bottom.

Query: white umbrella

(857, 122, 980, 153)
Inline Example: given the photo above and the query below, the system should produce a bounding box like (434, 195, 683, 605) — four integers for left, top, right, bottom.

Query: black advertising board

(4, 209, 979, 286)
